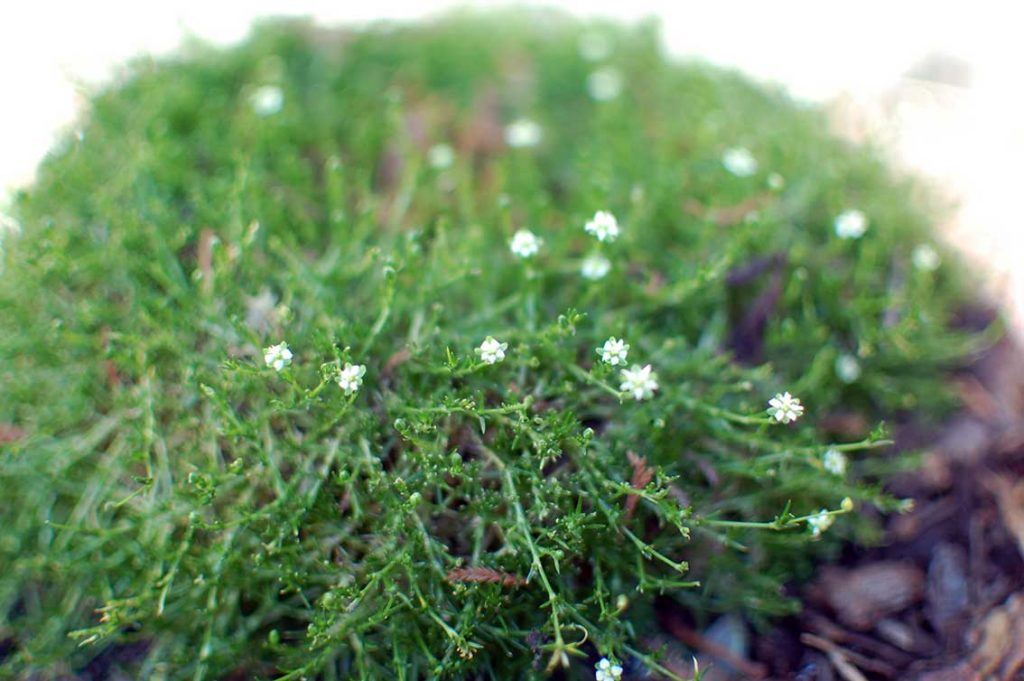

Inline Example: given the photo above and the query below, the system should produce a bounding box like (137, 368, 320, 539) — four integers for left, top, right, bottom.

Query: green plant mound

(0, 12, 982, 680)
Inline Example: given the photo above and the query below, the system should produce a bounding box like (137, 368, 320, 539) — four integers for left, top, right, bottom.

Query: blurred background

(2, 0, 1021, 330)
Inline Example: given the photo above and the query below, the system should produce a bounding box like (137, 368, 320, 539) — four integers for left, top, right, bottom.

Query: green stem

(567, 363, 624, 400)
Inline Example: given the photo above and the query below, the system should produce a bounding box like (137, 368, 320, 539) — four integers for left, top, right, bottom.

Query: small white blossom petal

(598, 337, 629, 366)
(722, 147, 758, 177)
(584, 211, 620, 243)
(619, 364, 658, 401)
(337, 363, 366, 395)
(807, 509, 835, 537)
(427, 143, 455, 170)
(823, 448, 847, 477)
(912, 244, 941, 271)
(581, 253, 611, 280)
(835, 354, 861, 383)
(250, 85, 284, 117)
(510, 229, 542, 258)
(587, 67, 623, 101)
(834, 209, 868, 240)
(595, 657, 623, 681)
(263, 342, 293, 372)
(505, 118, 542, 148)
(767, 392, 804, 424)
(476, 336, 508, 365)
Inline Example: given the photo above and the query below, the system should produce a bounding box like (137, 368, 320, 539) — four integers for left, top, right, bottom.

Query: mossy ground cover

(0, 11, 989, 680)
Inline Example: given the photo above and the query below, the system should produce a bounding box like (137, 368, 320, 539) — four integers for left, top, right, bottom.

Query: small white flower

(912, 244, 941, 272)
(587, 67, 623, 101)
(584, 211, 620, 243)
(505, 118, 542, 148)
(620, 364, 658, 401)
(768, 392, 804, 424)
(807, 509, 835, 538)
(722, 147, 758, 177)
(263, 342, 293, 371)
(510, 229, 542, 258)
(595, 657, 624, 681)
(598, 337, 630, 366)
(835, 354, 861, 383)
(476, 336, 508, 365)
(579, 31, 612, 62)
(834, 209, 868, 240)
(337, 363, 366, 394)
(427, 143, 455, 170)
(581, 253, 612, 280)
(250, 85, 284, 116)
(767, 172, 785, 190)
(823, 448, 847, 477)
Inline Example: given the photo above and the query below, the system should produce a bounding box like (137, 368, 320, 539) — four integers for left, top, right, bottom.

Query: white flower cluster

(587, 67, 623, 101)
(595, 658, 623, 681)
(768, 392, 804, 424)
(584, 210, 620, 243)
(505, 118, 542, 148)
(250, 85, 284, 117)
(823, 448, 847, 476)
(510, 230, 542, 258)
(337, 363, 366, 394)
(581, 253, 611, 280)
(263, 342, 293, 371)
(598, 337, 629, 366)
(476, 336, 508, 365)
(722, 147, 758, 177)
(620, 364, 658, 401)
(835, 354, 861, 383)
(807, 509, 834, 538)
(912, 244, 941, 271)
(427, 143, 455, 170)
(834, 209, 868, 240)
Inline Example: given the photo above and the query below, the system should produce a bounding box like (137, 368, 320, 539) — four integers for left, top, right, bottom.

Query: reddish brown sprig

(447, 567, 527, 589)
(0, 424, 26, 444)
(625, 451, 655, 522)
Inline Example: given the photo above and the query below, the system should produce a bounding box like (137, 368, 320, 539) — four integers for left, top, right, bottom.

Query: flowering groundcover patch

(0, 11, 990, 680)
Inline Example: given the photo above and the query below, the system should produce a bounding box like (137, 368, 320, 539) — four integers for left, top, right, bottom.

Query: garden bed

(0, 12, 1006, 681)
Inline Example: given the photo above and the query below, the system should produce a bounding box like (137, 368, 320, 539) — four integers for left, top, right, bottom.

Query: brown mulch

(668, 329, 1024, 681)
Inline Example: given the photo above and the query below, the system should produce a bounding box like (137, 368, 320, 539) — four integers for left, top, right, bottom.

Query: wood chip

(799, 633, 870, 681)
(814, 563, 925, 630)
(967, 592, 1024, 680)
(925, 543, 969, 640)
(982, 472, 1024, 563)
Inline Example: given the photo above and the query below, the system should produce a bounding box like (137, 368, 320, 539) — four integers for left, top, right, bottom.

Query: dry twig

(625, 451, 655, 522)
(446, 567, 526, 589)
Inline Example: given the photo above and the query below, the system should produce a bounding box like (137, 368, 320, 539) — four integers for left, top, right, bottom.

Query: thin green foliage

(0, 10, 986, 680)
